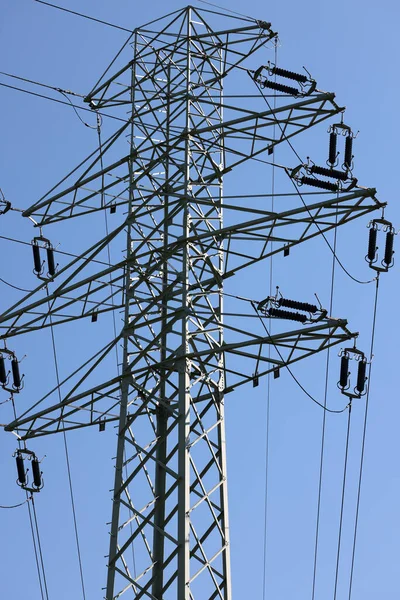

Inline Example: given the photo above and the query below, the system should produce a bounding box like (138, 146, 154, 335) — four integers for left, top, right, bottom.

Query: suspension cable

(47, 289, 87, 600)
(0, 496, 31, 509)
(333, 401, 353, 600)
(347, 274, 380, 599)
(31, 496, 51, 600)
(311, 203, 339, 598)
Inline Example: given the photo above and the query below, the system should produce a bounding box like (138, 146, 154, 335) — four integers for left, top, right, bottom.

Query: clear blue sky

(0, 1, 399, 599)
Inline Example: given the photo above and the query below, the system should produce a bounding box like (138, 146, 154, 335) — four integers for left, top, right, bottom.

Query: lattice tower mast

(2, 7, 385, 600)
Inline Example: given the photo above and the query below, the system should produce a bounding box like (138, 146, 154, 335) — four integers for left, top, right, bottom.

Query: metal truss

(3, 6, 384, 600)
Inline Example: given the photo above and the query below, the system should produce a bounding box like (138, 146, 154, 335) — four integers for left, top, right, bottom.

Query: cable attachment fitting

(337, 347, 368, 399)
(256, 20, 272, 30)
(366, 218, 396, 272)
(14, 449, 44, 493)
(0, 189, 11, 215)
(32, 236, 57, 281)
(0, 349, 24, 393)
(257, 287, 328, 324)
(249, 61, 316, 96)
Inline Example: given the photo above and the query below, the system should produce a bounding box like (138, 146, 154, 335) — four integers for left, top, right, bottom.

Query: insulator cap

(383, 231, 394, 266)
(270, 66, 308, 83)
(11, 358, 21, 389)
(0, 356, 6, 385)
(356, 360, 367, 394)
(329, 132, 337, 165)
(32, 244, 41, 274)
(268, 307, 307, 323)
(47, 247, 56, 277)
(310, 165, 348, 181)
(339, 355, 349, 389)
(300, 176, 339, 192)
(16, 454, 26, 485)
(32, 458, 42, 489)
(278, 297, 318, 313)
(367, 227, 377, 262)
(263, 80, 299, 95)
(344, 136, 353, 169)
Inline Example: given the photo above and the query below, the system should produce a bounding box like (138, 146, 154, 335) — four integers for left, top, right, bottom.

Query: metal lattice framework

(3, 7, 385, 600)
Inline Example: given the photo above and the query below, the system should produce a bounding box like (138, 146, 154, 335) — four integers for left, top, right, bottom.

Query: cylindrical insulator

(344, 136, 353, 169)
(11, 358, 21, 389)
(383, 231, 394, 266)
(310, 165, 348, 181)
(300, 176, 339, 192)
(32, 458, 42, 488)
(32, 244, 41, 273)
(263, 80, 299, 95)
(0, 355, 6, 385)
(47, 247, 56, 277)
(356, 360, 367, 394)
(268, 307, 307, 323)
(339, 355, 349, 388)
(329, 132, 337, 164)
(16, 454, 26, 485)
(367, 227, 377, 262)
(278, 298, 318, 313)
(270, 66, 308, 83)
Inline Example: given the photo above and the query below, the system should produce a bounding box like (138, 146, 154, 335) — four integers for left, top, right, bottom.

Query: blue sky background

(0, 1, 399, 599)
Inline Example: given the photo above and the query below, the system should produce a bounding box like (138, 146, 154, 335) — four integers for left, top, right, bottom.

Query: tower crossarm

(5, 316, 354, 439)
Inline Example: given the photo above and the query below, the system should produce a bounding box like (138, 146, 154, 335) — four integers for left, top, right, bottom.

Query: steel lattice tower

(2, 7, 384, 600)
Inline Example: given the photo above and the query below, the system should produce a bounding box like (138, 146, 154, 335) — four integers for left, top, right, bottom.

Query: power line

(0, 81, 127, 123)
(311, 204, 339, 599)
(251, 303, 349, 414)
(47, 290, 87, 600)
(333, 402, 353, 600)
(348, 275, 380, 599)
(31, 496, 51, 600)
(33, 0, 133, 33)
(0, 496, 31, 509)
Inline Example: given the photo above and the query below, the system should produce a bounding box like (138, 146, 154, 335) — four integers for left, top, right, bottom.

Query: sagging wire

(57, 89, 98, 129)
(46, 288, 87, 600)
(0, 496, 31, 509)
(255, 82, 376, 286)
(0, 277, 35, 293)
(289, 178, 376, 285)
(311, 203, 339, 600)
(250, 302, 349, 414)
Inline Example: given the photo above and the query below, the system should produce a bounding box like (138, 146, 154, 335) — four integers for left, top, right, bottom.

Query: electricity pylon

(3, 6, 384, 600)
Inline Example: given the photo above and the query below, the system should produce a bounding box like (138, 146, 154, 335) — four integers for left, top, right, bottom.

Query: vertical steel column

(177, 10, 192, 599)
(152, 60, 172, 600)
(105, 38, 137, 600)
